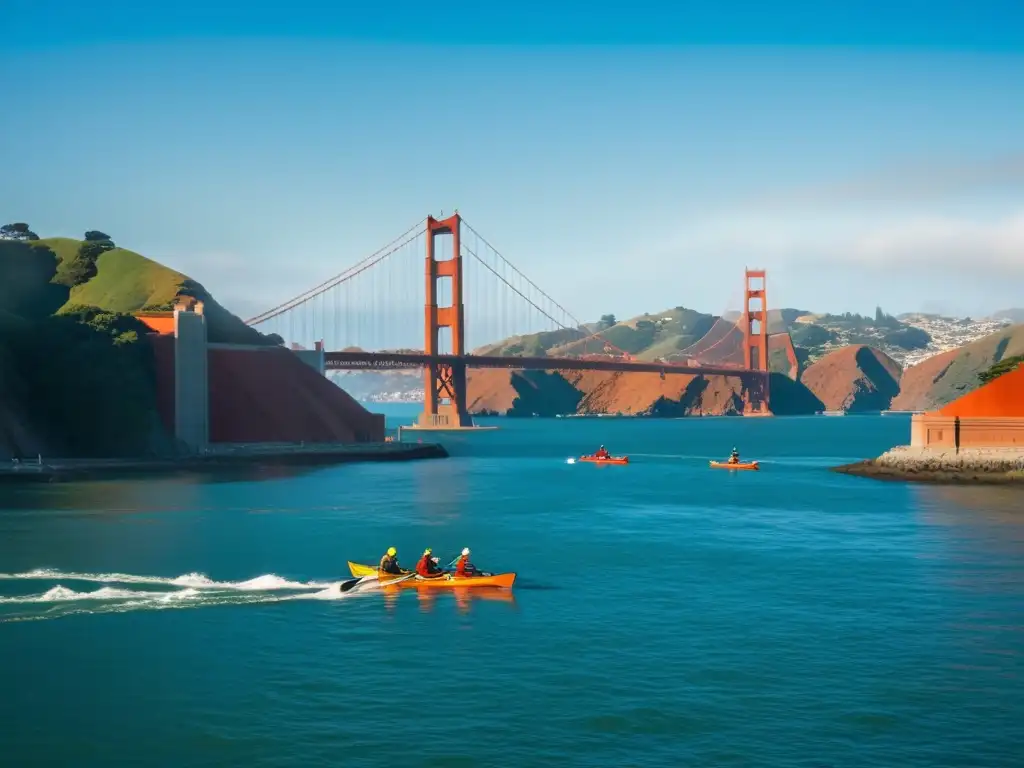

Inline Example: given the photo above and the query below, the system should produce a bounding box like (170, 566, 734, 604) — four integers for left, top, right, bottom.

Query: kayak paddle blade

(339, 577, 363, 593)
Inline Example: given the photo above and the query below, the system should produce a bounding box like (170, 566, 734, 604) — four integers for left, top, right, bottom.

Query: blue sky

(3, 0, 1023, 331)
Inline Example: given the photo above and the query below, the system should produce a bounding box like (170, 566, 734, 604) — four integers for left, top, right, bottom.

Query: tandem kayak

(709, 460, 759, 470)
(346, 561, 517, 589)
(578, 455, 629, 465)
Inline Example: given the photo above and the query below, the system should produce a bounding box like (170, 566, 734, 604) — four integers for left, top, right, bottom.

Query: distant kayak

(709, 460, 759, 471)
(578, 455, 629, 465)
(346, 561, 516, 589)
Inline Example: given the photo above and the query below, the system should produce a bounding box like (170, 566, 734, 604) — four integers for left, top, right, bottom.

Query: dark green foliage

(52, 238, 116, 288)
(1, 222, 40, 241)
(84, 230, 113, 243)
(874, 306, 903, 330)
(883, 326, 931, 350)
(598, 314, 617, 330)
(0, 245, 160, 457)
(0, 241, 70, 319)
(8, 312, 158, 456)
(978, 354, 1024, 384)
(790, 323, 837, 347)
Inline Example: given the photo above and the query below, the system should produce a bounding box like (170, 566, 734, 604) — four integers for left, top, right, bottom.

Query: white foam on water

(0, 568, 330, 591)
(0, 568, 389, 622)
(0, 585, 168, 603)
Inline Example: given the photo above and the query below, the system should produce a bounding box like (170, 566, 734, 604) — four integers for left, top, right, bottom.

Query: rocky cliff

(799, 345, 901, 412)
(466, 369, 813, 417)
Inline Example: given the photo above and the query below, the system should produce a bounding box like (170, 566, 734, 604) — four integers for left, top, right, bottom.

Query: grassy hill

(472, 304, 878, 376)
(27, 237, 273, 345)
(1, 228, 278, 458)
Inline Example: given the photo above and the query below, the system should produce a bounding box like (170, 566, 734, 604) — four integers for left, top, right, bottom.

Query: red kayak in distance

(578, 455, 629, 465)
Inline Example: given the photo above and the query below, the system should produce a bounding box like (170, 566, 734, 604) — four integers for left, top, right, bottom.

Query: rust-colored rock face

(799, 345, 901, 412)
(207, 348, 384, 443)
(467, 369, 760, 416)
(148, 337, 384, 444)
(889, 349, 959, 412)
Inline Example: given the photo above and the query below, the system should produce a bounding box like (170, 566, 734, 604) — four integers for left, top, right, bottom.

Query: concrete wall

(173, 301, 209, 452)
(911, 414, 1024, 450)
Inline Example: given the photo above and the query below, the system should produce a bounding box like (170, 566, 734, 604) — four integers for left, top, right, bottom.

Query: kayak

(709, 460, 759, 470)
(346, 561, 516, 589)
(578, 455, 629, 465)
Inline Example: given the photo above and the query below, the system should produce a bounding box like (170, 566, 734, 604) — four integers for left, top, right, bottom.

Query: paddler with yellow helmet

(378, 547, 405, 576)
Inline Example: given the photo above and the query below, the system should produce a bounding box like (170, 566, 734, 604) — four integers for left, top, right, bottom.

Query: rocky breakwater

(834, 445, 1024, 485)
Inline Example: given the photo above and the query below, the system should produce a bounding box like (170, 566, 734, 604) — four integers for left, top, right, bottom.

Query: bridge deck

(324, 351, 761, 377)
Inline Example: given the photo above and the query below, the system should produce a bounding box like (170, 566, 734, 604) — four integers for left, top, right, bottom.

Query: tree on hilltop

(1, 222, 40, 241)
(84, 230, 113, 244)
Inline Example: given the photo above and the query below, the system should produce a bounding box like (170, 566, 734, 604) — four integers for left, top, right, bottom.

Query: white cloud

(660, 208, 1024, 277)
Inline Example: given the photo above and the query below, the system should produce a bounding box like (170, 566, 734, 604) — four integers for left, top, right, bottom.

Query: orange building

(910, 363, 1024, 450)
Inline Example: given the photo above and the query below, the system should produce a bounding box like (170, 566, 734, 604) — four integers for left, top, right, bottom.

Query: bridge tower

(742, 268, 771, 413)
(742, 269, 769, 372)
(418, 213, 473, 429)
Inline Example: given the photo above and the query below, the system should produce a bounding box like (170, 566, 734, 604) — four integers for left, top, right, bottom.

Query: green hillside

(1, 224, 279, 458)
(0, 238, 164, 457)
(28, 236, 274, 345)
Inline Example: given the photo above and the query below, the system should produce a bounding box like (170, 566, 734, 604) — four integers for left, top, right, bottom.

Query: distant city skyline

(3, 1, 1023, 324)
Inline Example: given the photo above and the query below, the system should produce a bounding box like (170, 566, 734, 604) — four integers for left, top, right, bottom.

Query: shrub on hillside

(978, 354, 1024, 384)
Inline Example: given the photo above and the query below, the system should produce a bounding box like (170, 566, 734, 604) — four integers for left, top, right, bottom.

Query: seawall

(0, 441, 448, 484)
(833, 445, 1024, 486)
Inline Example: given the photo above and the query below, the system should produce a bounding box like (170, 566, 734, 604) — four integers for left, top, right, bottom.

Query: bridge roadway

(324, 351, 759, 378)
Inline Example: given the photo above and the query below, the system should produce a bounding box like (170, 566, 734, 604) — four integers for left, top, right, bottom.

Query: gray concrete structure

(173, 300, 209, 452)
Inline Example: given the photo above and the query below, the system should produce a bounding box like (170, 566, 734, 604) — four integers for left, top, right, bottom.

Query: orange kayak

(579, 455, 629, 465)
(347, 562, 516, 589)
(709, 460, 759, 471)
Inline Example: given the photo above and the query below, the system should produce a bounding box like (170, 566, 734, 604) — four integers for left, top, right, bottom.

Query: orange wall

(137, 314, 176, 335)
(938, 364, 1024, 418)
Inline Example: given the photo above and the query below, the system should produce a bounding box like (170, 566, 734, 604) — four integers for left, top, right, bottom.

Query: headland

(832, 359, 1024, 486)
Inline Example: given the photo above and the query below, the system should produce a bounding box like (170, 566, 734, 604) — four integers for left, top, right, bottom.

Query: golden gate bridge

(245, 213, 774, 427)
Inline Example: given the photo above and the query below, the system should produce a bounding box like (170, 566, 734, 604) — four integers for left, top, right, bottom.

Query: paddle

(339, 574, 375, 593)
(340, 572, 415, 593)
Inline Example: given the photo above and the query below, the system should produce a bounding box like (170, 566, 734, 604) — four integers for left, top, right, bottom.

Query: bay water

(2, 408, 1022, 766)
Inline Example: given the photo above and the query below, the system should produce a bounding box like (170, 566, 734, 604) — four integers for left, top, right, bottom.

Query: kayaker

(728, 447, 740, 465)
(416, 548, 444, 578)
(379, 547, 405, 575)
(594, 445, 610, 459)
(455, 547, 478, 577)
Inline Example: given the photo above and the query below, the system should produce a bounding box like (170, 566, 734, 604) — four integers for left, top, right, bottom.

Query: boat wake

(0, 568, 378, 623)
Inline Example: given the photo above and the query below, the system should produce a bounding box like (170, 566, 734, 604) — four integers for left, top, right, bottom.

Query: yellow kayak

(347, 561, 516, 589)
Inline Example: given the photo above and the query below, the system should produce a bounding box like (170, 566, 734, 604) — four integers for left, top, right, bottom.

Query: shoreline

(832, 446, 1024, 486)
(0, 442, 448, 484)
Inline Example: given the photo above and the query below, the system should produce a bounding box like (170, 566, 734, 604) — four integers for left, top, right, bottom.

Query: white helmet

(462, 547, 471, 556)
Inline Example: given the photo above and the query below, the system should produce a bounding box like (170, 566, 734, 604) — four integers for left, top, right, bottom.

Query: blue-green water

(2, 409, 1023, 766)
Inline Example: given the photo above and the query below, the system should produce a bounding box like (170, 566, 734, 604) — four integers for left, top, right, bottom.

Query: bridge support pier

(416, 213, 475, 429)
